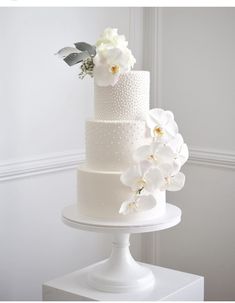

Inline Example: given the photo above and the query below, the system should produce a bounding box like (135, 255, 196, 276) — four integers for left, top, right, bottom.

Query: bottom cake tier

(77, 165, 166, 222)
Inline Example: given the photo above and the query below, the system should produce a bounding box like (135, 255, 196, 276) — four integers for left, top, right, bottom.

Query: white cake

(57, 27, 188, 223)
(77, 71, 166, 222)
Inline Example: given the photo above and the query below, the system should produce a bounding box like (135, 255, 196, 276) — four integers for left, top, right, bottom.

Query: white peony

(96, 28, 128, 49)
(119, 194, 157, 215)
(146, 108, 179, 143)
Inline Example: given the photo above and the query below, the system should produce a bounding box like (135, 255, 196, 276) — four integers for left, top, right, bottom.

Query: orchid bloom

(93, 28, 136, 87)
(120, 160, 164, 195)
(167, 133, 189, 166)
(159, 163, 185, 191)
(133, 141, 179, 169)
(146, 108, 179, 143)
(119, 161, 165, 215)
(119, 194, 157, 215)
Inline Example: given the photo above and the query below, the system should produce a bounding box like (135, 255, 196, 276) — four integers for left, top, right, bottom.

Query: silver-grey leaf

(64, 51, 90, 66)
(55, 47, 79, 58)
(74, 42, 96, 56)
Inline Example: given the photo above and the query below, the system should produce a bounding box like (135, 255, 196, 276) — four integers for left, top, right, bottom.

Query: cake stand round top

(62, 203, 181, 234)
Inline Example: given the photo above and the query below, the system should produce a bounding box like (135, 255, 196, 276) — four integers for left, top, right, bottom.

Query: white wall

(0, 7, 135, 160)
(0, 7, 144, 300)
(0, 170, 110, 300)
(142, 8, 235, 301)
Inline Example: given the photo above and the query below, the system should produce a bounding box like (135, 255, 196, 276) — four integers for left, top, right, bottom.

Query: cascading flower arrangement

(119, 109, 189, 215)
(56, 28, 136, 87)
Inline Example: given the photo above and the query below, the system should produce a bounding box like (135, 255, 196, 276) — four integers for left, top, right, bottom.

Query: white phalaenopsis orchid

(159, 163, 185, 191)
(119, 107, 189, 215)
(133, 141, 180, 170)
(147, 108, 179, 143)
(119, 107, 188, 215)
(167, 134, 189, 166)
(119, 194, 157, 215)
(93, 47, 135, 86)
(119, 161, 164, 215)
(93, 28, 136, 86)
(120, 160, 164, 194)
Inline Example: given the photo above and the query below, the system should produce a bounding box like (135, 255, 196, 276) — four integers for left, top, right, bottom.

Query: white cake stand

(62, 203, 181, 294)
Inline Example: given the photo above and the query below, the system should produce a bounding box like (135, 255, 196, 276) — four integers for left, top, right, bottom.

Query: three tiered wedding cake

(77, 71, 167, 222)
(57, 28, 189, 223)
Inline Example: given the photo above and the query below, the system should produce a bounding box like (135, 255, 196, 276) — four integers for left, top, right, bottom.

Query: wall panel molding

(129, 7, 144, 70)
(129, 7, 138, 56)
(143, 7, 161, 108)
(0, 150, 85, 181)
(189, 147, 235, 169)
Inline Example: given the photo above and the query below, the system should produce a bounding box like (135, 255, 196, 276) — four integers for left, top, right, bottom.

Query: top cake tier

(94, 71, 150, 120)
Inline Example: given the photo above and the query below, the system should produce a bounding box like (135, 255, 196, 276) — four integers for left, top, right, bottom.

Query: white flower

(93, 50, 120, 86)
(120, 160, 164, 194)
(159, 163, 185, 191)
(147, 108, 179, 143)
(119, 194, 157, 215)
(122, 47, 136, 69)
(134, 141, 179, 168)
(96, 28, 128, 49)
(167, 133, 189, 166)
(93, 28, 136, 87)
(93, 47, 135, 86)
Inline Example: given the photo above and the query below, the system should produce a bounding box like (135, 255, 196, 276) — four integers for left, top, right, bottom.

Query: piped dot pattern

(94, 71, 150, 120)
(86, 119, 147, 171)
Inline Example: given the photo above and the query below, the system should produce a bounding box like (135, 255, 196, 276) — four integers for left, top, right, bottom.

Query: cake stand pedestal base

(87, 233, 155, 293)
(56, 203, 183, 294)
(42, 203, 204, 299)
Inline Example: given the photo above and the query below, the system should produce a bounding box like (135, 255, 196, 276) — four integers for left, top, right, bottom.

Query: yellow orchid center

(110, 65, 120, 74)
(137, 178, 146, 188)
(149, 154, 157, 161)
(154, 126, 164, 137)
(136, 178, 146, 194)
(165, 176, 171, 184)
(128, 201, 138, 210)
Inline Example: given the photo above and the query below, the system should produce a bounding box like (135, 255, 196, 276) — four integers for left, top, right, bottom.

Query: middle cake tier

(86, 119, 148, 171)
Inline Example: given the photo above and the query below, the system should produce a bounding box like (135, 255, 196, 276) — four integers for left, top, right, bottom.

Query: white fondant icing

(86, 119, 148, 171)
(77, 165, 166, 222)
(94, 71, 150, 120)
(77, 70, 167, 222)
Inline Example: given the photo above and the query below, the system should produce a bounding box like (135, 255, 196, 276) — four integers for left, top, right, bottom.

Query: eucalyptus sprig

(79, 57, 95, 79)
(56, 42, 96, 78)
